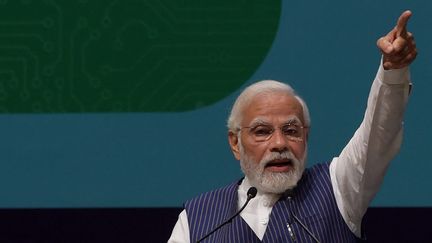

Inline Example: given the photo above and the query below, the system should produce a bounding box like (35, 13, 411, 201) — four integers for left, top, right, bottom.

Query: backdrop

(0, 0, 430, 208)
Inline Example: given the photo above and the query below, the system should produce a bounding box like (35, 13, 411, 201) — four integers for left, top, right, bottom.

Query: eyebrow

(284, 116, 302, 125)
(248, 118, 271, 127)
(247, 116, 302, 127)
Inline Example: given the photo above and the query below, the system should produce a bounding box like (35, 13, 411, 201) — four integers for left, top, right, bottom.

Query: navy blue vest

(184, 163, 358, 242)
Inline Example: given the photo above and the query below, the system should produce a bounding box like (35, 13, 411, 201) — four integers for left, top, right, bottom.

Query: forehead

(242, 92, 304, 125)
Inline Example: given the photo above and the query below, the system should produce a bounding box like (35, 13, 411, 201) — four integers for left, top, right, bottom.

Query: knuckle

(376, 38, 383, 46)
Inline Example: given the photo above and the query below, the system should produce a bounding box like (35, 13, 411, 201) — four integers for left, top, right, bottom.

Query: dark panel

(0, 207, 429, 242)
(362, 207, 430, 243)
(0, 208, 182, 243)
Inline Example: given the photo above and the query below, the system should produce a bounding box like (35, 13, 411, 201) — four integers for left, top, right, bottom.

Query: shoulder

(184, 180, 241, 228)
(184, 180, 240, 209)
(296, 162, 332, 196)
(305, 162, 331, 178)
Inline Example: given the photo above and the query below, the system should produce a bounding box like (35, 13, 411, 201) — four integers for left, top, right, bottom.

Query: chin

(239, 143, 307, 194)
(258, 170, 302, 194)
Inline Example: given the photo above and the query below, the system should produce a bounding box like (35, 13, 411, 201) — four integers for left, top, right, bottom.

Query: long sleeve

(168, 209, 190, 243)
(329, 62, 411, 237)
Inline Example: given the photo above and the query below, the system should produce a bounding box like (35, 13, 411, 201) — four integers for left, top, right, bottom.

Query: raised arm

(330, 10, 417, 237)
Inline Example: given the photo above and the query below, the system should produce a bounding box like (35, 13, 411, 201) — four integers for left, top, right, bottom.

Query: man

(169, 10, 417, 242)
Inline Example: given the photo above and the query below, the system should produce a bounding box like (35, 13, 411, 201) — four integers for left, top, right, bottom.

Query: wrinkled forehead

(241, 92, 305, 126)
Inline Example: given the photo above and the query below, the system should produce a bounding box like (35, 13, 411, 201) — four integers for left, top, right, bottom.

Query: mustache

(261, 151, 296, 166)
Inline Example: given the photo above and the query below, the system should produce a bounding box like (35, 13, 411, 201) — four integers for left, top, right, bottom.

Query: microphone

(196, 187, 257, 243)
(285, 190, 321, 243)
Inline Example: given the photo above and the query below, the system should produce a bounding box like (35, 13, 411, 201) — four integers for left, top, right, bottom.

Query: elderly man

(169, 10, 417, 242)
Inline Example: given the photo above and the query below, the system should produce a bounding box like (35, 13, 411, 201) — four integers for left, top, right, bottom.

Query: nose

(269, 129, 290, 153)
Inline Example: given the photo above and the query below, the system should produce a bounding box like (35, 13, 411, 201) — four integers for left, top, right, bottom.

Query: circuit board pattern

(0, 0, 280, 112)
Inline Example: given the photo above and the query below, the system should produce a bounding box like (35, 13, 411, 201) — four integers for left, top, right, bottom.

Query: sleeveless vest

(184, 163, 358, 242)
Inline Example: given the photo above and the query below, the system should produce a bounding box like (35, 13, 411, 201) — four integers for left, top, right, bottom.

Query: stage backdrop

(0, 0, 431, 208)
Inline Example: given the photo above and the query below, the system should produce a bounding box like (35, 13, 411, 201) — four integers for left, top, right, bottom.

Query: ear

(228, 131, 241, 161)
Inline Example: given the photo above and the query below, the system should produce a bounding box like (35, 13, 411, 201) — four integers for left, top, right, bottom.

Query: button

(260, 218, 268, 225)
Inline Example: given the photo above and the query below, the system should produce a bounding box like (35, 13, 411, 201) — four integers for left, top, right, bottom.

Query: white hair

(227, 80, 311, 131)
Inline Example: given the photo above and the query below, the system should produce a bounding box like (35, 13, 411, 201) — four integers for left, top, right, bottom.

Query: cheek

(291, 142, 306, 160)
(241, 140, 267, 163)
(252, 147, 268, 163)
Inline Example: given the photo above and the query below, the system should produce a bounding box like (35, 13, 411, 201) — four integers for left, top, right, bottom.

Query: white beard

(239, 143, 306, 194)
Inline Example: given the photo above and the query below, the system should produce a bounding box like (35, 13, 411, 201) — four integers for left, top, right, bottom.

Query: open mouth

(265, 159, 294, 172)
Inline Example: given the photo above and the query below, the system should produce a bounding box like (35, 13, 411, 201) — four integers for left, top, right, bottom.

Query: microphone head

(247, 187, 257, 198)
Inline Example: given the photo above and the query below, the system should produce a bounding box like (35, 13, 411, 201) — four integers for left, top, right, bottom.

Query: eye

(251, 126, 273, 137)
(282, 125, 300, 136)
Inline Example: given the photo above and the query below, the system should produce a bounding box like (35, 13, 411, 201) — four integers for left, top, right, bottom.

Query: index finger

(396, 10, 412, 36)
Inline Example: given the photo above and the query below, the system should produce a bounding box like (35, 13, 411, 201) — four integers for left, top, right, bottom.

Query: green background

(0, 0, 279, 112)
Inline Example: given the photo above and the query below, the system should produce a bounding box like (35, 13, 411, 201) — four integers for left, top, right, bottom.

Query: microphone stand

(286, 190, 321, 243)
(196, 187, 257, 243)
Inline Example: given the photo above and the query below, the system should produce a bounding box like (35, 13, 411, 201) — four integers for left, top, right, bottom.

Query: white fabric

(237, 177, 280, 239)
(168, 63, 411, 243)
(330, 63, 410, 236)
